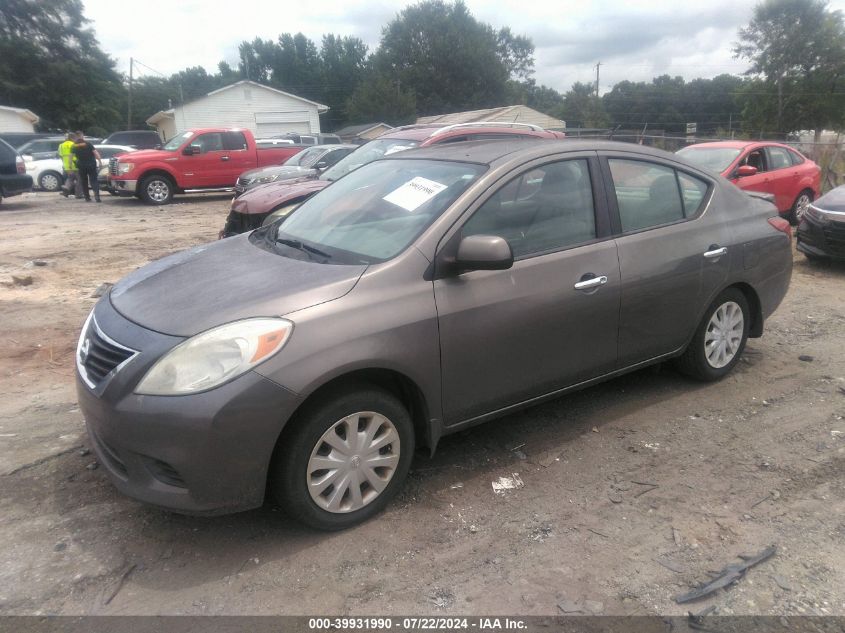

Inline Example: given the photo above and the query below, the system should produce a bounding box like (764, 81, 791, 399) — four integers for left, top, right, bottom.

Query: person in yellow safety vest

(59, 132, 82, 198)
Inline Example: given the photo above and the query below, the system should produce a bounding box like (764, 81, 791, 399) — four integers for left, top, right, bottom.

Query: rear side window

(766, 146, 792, 170)
(677, 172, 709, 215)
(224, 132, 248, 151)
(788, 149, 805, 165)
(608, 159, 685, 232)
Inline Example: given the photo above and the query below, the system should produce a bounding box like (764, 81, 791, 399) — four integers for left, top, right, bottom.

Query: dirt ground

(0, 190, 843, 617)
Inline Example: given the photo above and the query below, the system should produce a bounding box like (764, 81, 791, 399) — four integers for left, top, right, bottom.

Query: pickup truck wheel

(140, 175, 174, 205)
(38, 171, 63, 192)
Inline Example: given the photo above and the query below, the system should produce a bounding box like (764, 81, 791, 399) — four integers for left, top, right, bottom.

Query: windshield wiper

(275, 237, 331, 261)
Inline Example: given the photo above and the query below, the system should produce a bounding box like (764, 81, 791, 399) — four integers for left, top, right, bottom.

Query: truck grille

(77, 315, 138, 388)
(109, 157, 119, 176)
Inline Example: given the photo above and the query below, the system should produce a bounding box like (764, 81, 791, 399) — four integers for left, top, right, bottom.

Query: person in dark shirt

(71, 130, 102, 202)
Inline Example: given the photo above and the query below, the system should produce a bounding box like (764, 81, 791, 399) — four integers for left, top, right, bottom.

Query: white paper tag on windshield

(383, 177, 448, 212)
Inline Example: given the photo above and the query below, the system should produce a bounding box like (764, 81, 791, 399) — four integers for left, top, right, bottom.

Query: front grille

(822, 222, 845, 255)
(222, 210, 269, 237)
(109, 157, 119, 176)
(78, 316, 137, 388)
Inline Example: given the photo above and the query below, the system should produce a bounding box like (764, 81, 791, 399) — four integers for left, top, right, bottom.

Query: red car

(677, 141, 821, 223)
(220, 122, 567, 237)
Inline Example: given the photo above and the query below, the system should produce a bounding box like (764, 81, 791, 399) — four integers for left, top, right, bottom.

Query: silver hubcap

(41, 174, 59, 191)
(704, 301, 744, 368)
(795, 194, 811, 220)
(147, 180, 170, 203)
(307, 411, 400, 513)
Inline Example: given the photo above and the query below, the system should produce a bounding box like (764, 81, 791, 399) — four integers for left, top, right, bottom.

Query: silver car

(76, 140, 792, 529)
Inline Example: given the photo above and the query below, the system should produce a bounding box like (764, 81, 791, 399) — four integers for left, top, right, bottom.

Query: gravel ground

(0, 190, 843, 616)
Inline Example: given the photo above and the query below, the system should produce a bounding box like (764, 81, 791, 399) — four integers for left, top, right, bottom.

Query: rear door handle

(220, 156, 230, 161)
(574, 275, 608, 290)
(703, 246, 727, 258)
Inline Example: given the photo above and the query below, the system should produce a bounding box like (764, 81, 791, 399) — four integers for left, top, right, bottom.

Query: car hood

(814, 185, 845, 213)
(232, 178, 330, 215)
(110, 233, 366, 337)
(117, 149, 174, 162)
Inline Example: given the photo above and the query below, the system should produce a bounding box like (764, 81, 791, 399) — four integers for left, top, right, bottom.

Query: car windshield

(677, 146, 742, 172)
(320, 138, 421, 182)
(284, 146, 323, 167)
(162, 131, 194, 151)
(270, 158, 486, 264)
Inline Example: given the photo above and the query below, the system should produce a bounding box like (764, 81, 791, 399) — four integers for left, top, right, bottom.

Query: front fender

(131, 162, 183, 189)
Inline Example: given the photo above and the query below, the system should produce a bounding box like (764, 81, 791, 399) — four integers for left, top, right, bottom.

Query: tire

(139, 174, 174, 205)
(39, 171, 63, 192)
(675, 288, 750, 382)
(788, 189, 813, 225)
(270, 385, 414, 530)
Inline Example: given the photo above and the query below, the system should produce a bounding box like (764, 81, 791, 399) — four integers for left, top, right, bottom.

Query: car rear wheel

(675, 288, 750, 381)
(140, 175, 174, 205)
(39, 171, 63, 192)
(270, 385, 414, 530)
(789, 190, 813, 225)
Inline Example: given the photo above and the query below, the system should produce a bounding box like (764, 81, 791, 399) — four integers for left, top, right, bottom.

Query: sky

(81, 0, 845, 94)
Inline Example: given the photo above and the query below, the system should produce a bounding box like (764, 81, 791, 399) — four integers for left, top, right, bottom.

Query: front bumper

(797, 211, 845, 260)
(109, 179, 138, 196)
(76, 297, 303, 515)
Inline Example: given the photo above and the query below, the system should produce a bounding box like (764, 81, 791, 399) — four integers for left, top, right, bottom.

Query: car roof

(310, 143, 358, 150)
(682, 140, 797, 151)
(375, 123, 564, 143)
(384, 138, 683, 167)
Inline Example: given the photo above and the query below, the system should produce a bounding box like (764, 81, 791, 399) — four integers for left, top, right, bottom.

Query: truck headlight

(117, 162, 134, 174)
(135, 318, 293, 395)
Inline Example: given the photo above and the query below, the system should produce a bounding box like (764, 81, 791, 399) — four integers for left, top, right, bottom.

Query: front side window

(272, 159, 486, 263)
(462, 159, 596, 258)
(192, 133, 224, 153)
(740, 149, 767, 172)
(608, 159, 685, 232)
(163, 131, 194, 151)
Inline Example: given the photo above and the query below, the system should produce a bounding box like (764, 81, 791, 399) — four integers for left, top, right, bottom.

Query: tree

(0, 0, 124, 132)
(561, 82, 607, 129)
(734, 0, 845, 140)
(345, 74, 416, 126)
(319, 35, 369, 129)
(374, 0, 533, 116)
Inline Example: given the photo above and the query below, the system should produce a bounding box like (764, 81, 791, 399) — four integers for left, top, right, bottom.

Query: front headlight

(135, 318, 293, 395)
(253, 174, 279, 185)
(117, 162, 134, 174)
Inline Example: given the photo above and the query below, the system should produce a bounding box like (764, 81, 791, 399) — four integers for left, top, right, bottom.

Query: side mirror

(736, 165, 757, 178)
(314, 160, 328, 170)
(183, 144, 201, 155)
(454, 235, 513, 272)
(154, 144, 162, 150)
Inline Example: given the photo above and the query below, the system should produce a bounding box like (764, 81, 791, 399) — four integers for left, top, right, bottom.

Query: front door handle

(574, 275, 608, 291)
(703, 246, 727, 258)
(220, 156, 230, 161)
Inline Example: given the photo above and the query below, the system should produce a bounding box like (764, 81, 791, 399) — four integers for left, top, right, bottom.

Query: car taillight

(15, 156, 25, 175)
(767, 217, 792, 238)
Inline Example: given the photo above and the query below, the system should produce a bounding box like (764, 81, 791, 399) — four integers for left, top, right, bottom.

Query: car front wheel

(675, 288, 750, 381)
(270, 385, 415, 530)
(39, 171, 63, 192)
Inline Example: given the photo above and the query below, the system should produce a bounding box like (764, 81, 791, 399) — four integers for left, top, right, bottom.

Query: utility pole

(127, 57, 133, 130)
(594, 62, 602, 98)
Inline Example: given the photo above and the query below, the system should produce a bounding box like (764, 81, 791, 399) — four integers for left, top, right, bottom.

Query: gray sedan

(76, 140, 792, 529)
(234, 144, 356, 195)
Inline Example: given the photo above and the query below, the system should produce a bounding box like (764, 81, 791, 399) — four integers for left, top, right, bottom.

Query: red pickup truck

(109, 128, 304, 205)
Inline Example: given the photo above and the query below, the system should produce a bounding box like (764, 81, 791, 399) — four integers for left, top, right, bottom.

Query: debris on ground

(8, 275, 34, 287)
(751, 489, 781, 509)
(772, 575, 794, 591)
(687, 605, 717, 630)
(430, 588, 455, 609)
(491, 473, 524, 495)
(449, 482, 463, 490)
(674, 545, 777, 604)
(90, 282, 113, 298)
(655, 558, 685, 573)
(102, 563, 136, 606)
(799, 355, 814, 362)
